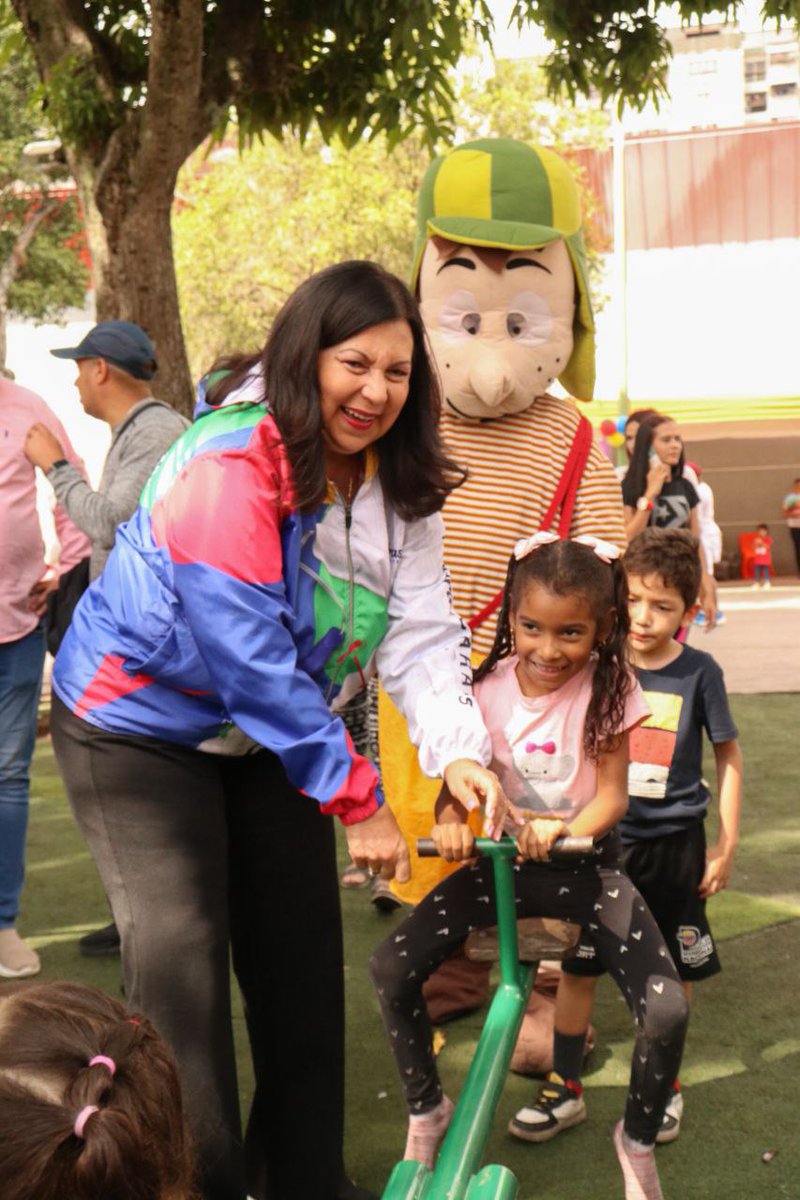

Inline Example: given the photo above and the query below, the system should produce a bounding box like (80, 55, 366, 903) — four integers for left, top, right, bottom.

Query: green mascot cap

(412, 137, 596, 400)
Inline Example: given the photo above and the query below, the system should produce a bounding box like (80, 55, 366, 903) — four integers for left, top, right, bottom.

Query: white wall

(594, 238, 800, 402)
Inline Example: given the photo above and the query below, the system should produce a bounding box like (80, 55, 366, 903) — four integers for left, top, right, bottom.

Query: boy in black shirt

(510, 528, 742, 1159)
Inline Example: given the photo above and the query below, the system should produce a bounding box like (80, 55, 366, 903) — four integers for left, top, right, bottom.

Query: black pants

(790, 526, 800, 574)
(370, 842, 689, 1145)
(51, 696, 347, 1200)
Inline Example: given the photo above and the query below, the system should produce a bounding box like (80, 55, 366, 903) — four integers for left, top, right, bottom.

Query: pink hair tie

(74, 1105, 100, 1139)
(89, 1055, 116, 1076)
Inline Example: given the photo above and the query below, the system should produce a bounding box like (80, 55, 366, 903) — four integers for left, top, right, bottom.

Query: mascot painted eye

(438, 289, 482, 340)
(505, 291, 553, 345)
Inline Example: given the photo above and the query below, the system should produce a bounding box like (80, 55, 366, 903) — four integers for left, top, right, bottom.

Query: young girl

(0, 980, 198, 1200)
(751, 523, 774, 588)
(370, 534, 689, 1200)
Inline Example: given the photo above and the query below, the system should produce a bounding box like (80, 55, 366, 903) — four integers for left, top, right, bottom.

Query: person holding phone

(622, 413, 717, 627)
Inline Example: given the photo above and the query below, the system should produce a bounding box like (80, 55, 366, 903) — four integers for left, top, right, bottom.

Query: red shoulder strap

(468, 415, 594, 632)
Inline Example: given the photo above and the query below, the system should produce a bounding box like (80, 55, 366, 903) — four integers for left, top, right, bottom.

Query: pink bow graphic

(525, 741, 556, 755)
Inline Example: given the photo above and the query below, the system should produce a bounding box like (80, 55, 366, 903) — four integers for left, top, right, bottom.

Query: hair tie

(513, 530, 622, 565)
(572, 534, 622, 564)
(513, 530, 559, 560)
(74, 1105, 100, 1139)
(89, 1055, 116, 1077)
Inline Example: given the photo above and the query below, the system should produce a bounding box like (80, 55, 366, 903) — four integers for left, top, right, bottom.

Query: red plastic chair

(738, 532, 759, 579)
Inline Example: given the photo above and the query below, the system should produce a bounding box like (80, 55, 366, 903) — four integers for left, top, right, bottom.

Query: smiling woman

(47, 259, 503, 1200)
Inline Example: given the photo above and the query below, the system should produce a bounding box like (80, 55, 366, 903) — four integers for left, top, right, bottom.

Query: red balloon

(600, 419, 617, 437)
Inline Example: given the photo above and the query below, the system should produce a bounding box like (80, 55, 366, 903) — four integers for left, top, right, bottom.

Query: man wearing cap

(25, 320, 188, 582)
(24, 320, 187, 959)
(377, 138, 626, 1061)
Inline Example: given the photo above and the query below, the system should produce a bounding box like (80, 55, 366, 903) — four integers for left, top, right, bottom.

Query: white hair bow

(573, 534, 622, 563)
(513, 530, 560, 560)
(513, 530, 621, 564)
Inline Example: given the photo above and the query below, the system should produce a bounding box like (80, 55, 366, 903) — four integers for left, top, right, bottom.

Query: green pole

(419, 841, 532, 1200)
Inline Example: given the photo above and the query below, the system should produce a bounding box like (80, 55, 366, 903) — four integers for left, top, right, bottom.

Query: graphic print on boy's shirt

(628, 691, 683, 801)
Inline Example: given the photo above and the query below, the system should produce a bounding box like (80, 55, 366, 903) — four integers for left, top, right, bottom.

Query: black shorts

(563, 823, 721, 982)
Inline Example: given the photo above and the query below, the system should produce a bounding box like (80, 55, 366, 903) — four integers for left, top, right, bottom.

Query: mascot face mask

(412, 138, 596, 421)
(419, 238, 575, 420)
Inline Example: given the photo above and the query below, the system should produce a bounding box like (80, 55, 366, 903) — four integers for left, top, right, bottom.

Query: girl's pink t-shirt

(474, 656, 649, 823)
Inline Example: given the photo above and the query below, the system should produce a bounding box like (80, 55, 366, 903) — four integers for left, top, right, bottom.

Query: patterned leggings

(370, 843, 689, 1144)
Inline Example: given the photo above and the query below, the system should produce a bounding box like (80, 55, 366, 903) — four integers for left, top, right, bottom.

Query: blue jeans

(754, 564, 771, 583)
(0, 625, 45, 927)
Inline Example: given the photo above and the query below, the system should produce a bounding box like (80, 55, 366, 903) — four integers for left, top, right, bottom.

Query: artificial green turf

(15, 694, 800, 1199)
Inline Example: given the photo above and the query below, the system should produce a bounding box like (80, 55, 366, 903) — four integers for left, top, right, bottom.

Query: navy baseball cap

(51, 320, 157, 381)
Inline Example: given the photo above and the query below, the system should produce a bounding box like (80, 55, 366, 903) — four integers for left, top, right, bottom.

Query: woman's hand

(345, 803, 411, 883)
(432, 821, 475, 862)
(443, 759, 515, 840)
(645, 458, 670, 498)
(516, 815, 568, 862)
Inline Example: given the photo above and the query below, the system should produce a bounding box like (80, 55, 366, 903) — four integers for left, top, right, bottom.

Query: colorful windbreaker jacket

(52, 393, 491, 824)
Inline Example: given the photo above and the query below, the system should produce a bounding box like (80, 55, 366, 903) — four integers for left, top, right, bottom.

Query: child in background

(514, 529, 742, 1148)
(0, 980, 198, 1200)
(752, 523, 774, 589)
(371, 534, 689, 1200)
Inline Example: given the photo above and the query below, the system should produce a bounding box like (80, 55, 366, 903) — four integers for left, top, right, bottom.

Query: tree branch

(0, 193, 57, 294)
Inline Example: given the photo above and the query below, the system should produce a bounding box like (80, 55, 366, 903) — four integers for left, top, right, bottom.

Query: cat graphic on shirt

(512, 739, 576, 812)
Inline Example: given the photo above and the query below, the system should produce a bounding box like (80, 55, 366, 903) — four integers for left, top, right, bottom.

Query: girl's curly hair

(474, 538, 634, 762)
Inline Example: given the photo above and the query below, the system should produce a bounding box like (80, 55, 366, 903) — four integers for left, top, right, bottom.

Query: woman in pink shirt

(0, 375, 88, 978)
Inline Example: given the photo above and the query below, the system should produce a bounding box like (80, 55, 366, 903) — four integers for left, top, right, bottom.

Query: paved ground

(686, 579, 800, 694)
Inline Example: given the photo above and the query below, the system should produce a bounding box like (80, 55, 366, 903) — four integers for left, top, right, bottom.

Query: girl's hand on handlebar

(516, 815, 569, 862)
(345, 803, 411, 883)
(432, 821, 475, 862)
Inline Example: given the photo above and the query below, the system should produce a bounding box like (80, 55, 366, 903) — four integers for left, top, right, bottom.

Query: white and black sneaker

(508, 1071, 586, 1143)
(655, 1084, 683, 1144)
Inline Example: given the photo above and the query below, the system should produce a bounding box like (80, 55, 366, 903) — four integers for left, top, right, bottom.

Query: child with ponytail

(371, 533, 689, 1200)
(0, 980, 198, 1200)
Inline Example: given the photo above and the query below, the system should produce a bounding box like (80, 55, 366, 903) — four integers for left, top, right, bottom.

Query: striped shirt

(441, 395, 626, 655)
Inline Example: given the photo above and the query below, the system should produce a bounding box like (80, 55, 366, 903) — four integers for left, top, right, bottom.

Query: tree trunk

(74, 154, 195, 415)
(11, 0, 209, 417)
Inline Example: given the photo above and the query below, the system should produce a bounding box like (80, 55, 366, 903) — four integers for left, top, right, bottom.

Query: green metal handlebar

(416, 835, 594, 860)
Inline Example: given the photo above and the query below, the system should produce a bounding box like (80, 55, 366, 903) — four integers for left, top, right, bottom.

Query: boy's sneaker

(508, 1071, 586, 1143)
(655, 1084, 683, 1145)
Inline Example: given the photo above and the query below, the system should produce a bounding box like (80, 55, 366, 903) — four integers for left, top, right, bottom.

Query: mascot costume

(379, 137, 626, 1070)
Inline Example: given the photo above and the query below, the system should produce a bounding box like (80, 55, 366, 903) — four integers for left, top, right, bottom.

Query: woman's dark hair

(205, 260, 465, 520)
(474, 539, 633, 762)
(0, 980, 198, 1200)
(622, 413, 685, 509)
(624, 407, 658, 434)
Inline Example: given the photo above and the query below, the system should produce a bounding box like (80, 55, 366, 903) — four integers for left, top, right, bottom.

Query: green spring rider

(381, 835, 591, 1200)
